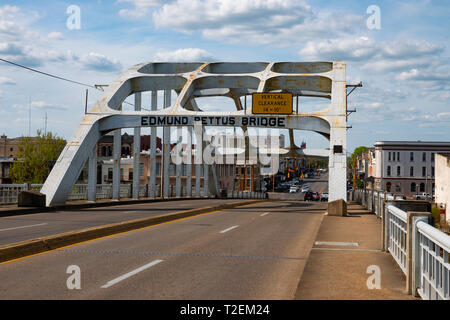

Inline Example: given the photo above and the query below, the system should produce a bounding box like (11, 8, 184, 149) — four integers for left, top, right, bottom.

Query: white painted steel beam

(186, 126, 192, 197)
(149, 90, 157, 198)
(87, 144, 97, 202)
(41, 62, 348, 206)
(162, 90, 171, 198)
(175, 126, 182, 197)
(132, 92, 141, 199)
(112, 128, 121, 201)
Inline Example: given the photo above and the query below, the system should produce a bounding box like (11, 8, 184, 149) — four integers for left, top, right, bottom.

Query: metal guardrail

(0, 184, 266, 204)
(351, 188, 450, 300)
(386, 205, 408, 275)
(416, 221, 450, 300)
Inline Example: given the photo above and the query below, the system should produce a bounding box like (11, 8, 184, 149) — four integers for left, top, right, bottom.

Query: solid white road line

(314, 241, 359, 247)
(101, 259, 164, 289)
(0, 223, 47, 232)
(260, 212, 270, 216)
(220, 225, 239, 234)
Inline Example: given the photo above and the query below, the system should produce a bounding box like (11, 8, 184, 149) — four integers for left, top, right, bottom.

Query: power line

(0, 57, 98, 90)
(0, 57, 138, 108)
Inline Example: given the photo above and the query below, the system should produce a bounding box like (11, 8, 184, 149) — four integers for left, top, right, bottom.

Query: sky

(0, 0, 449, 154)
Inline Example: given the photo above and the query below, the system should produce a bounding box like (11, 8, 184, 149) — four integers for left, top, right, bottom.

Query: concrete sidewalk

(295, 202, 418, 300)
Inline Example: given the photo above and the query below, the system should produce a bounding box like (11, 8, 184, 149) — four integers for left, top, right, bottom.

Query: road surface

(0, 199, 244, 246)
(0, 200, 327, 299)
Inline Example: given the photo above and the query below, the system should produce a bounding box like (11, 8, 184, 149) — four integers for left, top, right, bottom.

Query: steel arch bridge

(41, 61, 348, 207)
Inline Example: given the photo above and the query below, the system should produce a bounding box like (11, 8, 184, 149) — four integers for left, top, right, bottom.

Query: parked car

(320, 192, 329, 202)
(414, 193, 432, 200)
(275, 184, 290, 193)
(312, 192, 320, 201)
(289, 186, 299, 193)
(303, 191, 312, 201)
(304, 190, 313, 201)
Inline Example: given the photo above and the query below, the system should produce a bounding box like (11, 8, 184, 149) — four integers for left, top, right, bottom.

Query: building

(354, 148, 376, 188)
(373, 141, 450, 197)
(435, 153, 450, 222)
(0, 135, 21, 158)
(0, 157, 14, 184)
(97, 132, 162, 160)
(79, 131, 267, 192)
(0, 135, 38, 184)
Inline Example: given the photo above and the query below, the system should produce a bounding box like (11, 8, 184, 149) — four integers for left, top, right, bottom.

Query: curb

(0, 197, 217, 218)
(0, 199, 262, 263)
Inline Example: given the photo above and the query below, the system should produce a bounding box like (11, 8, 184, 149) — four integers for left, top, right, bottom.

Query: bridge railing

(349, 188, 405, 218)
(385, 205, 408, 274)
(350, 188, 450, 300)
(415, 221, 450, 299)
(0, 184, 266, 204)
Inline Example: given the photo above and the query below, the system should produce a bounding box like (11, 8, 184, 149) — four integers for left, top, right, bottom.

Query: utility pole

(28, 96, 31, 137)
(44, 112, 47, 135)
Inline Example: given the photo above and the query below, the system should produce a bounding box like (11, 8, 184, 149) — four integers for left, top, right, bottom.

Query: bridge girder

(41, 61, 347, 206)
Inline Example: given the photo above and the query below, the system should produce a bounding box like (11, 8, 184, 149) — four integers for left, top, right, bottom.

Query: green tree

(308, 158, 328, 169)
(350, 146, 370, 168)
(9, 130, 66, 184)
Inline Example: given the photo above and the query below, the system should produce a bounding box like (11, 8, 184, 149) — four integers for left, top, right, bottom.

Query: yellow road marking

(0, 208, 223, 266)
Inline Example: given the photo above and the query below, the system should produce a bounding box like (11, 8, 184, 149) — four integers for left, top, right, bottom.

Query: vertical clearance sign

(252, 93, 293, 114)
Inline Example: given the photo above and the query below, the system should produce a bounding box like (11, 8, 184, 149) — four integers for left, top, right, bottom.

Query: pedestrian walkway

(295, 202, 418, 300)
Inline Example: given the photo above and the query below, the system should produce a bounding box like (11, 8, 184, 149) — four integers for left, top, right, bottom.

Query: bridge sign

(252, 93, 293, 115)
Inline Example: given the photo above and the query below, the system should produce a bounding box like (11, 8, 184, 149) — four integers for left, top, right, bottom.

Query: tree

(350, 146, 370, 168)
(9, 130, 66, 184)
(308, 158, 328, 169)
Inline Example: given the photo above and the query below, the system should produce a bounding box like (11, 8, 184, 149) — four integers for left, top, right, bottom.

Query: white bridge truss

(41, 61, 348, 206)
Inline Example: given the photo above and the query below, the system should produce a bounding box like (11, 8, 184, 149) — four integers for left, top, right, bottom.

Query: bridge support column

(328, 61, 347, 203)
(194, 123, 202, 197)
(162, 90, 171, 198)
(112, 128, 121, 200)
(149, 91, 157, 198)
(87, 144, 97, 202)
(132, 92, 141, 199)
(176, 126, 182, 197)
(186, 126, 192, 197)
(204, 164, 209, 197)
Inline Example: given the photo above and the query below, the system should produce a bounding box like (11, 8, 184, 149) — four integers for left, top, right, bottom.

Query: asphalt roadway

(0, 200, 327, 299)
(270, 172, 329, 201)
(0, 199, 245, 246)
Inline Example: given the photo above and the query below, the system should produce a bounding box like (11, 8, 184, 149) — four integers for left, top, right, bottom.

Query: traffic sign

(252, 93, 293, 114)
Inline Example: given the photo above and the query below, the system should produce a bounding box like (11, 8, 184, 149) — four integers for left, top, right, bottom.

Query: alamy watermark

(366, 265, 381, 289)
(66, 265, 81, 290)
(66, 5, 81, 30)
(169, 124, 280, 175)
(366, 5, 381, 30)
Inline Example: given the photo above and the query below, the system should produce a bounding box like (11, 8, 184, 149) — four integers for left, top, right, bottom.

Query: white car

(301, 185, 310, 193)
(289, 186, 299, 193)
(414, 193, 432, 200)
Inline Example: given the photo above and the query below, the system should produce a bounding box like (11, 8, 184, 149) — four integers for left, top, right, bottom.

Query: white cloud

(117, 0, 166, 18)
(396, 66, 450, 82)
(153, 48, 216, 62)
(299, 37, 443, 64)
(362, 102, 382, 109)
(437, 112, 450, 120)
(47, 32, 64, 40)
(0, 6, 122, 73)
(30, 101, 67, 111)
(302, 36, 377, 61)
(0, 77, 16, 85)
(78, 52, 123, 72)
(152, 0, 362, 45)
